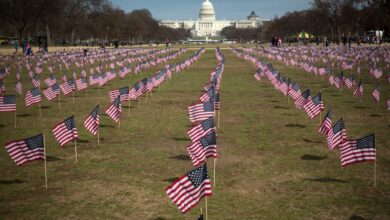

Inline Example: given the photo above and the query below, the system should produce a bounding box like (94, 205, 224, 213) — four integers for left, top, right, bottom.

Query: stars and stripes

(327, 118, 347, 150)
(43, 83, 60, 101)
(165, 163, 212, 213)
(188, 101, 215, 123)
(318, 110, 332, 135)
(60, 79, 75, 95)
(25, 87, 42, 107)
(371, 83, 380, 103)
(32, 74, 40, 88)
(344, 74, 355, 89)
(0, 95, 16, 112)
(44, 73, 56, 87)
(89, 73, 100, 85)
(108, 86, 130, 102)
(105, 96, 121, 122)
(339, 134, 376, 167)
(199, 87, 216, 103)
(52, 116, 78, 146)
(187, 117, 215, 142)
(303, 92, 324, 118)
(75, 77, 88, 91)
(294, 89, 311, 110)
(354, 80, 363, 97)
(187, 132, 217, 167)
(4, 133, 45, 166)
(0, 79, 5, 95)
(84, 105, 99, 135)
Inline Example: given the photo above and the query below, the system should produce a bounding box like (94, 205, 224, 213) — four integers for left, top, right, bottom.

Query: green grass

(0, 46, 389, 219)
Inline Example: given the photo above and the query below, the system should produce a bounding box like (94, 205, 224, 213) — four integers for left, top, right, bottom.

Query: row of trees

(222, 0, 390, 43)
(0, 0, 190, 45)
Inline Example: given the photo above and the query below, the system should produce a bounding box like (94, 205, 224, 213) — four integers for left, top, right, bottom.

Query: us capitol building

(160, 0, 268, 37)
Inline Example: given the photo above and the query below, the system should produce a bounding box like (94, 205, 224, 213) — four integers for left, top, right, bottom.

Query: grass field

(0, 47, 389, 219)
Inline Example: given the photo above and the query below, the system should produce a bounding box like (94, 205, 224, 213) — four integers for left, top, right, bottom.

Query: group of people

(13, 37, 48, 56)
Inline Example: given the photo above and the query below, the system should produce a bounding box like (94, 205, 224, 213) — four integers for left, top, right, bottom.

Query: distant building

(160, 0, 269, 37)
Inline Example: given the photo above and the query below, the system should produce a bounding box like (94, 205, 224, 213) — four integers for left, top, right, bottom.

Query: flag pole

(118, 118, 121, 128)
(58, 91, 61, 109)
(217, 110, 220, 130)
(74, 139, 78, 163)
(205, 197, 208, 220)
(97, 131, 100, 145)
(214, 158, 217, 189)
(72, 91, 75, 103)
(128, 99, 131, 117)
(43, 132, 48, 190)
(39, 103, 42, 116)
(14, 110, 17, 128)
(374, 134, 377, 188)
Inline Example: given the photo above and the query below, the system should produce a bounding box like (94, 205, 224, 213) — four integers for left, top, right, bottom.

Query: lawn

(0, 46, 389, 219)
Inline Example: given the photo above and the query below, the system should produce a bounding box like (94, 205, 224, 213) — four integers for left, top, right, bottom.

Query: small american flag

(0, 95, 16, 112)
(303, 93, 324, 118)
(43, 83, 60, 101)
(294, 89, 311, 110)
(60, 79, 75, 95)
(344, 74, 355, 89)
(15, 81, 22, 95)
(199, 87, 215, 102)
(165, 163, 212, 213)
(99, 72, 107, 87)
(108, 86, 129, 102)
(34, 63, 43, 74)
(339, 134, 376, 167)
(89, 73, 100, 85)
(353, 80, 363, 97)
(289, 83, 301, 100)
(75, 77, 88, 91)
(5, 133, 45, 166)
(105, 96, 121, 122)
(371, 83, 380, 103)
(44, 73, 56, 87)
(32, 74, 40, 88)
(318, 110, 332, 135)
(84, 105, 99, 135)
(187, 132, 217, 167)
(52, 116, 78, 146)
(188, 101, 215, 123)
(372, 69, 383, 79)
(327, 118, 347, 150)
(25, 87, 41, 107)
(187, 117, 215, 142)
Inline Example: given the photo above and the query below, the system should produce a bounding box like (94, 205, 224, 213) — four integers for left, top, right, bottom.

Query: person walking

(13, 40, 19, 54)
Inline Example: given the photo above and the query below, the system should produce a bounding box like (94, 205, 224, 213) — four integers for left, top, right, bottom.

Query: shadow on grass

(274, 106, 290, 109)
(303, 138, 323, 144)
(0, 179, 26, 185)
(268, 100, 279, 103)
(77, 139, 90, 143)
(46, 156, 61, 161)
(349, 215, 368, 220)
(354, 106, 370, 109)
(173, 137, 190, 141)
(0, 124, 5, 127)
(301, 154, 327, 161)
(17, 114, 32, 117)
(100, 124, 115, 128)
(286, 124, 306, 128)
(369, 114, 381, 117)
(304, 177, 349, 183)
(169, 154, 191, 161)
(41, 106, 50, 109)
(151, 217, 167, 220)
(162, 177, 178, 182)
(331, 94, 342, 97)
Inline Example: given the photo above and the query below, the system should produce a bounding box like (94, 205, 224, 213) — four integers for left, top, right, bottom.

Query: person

(26, 41, 33, 56)
(13, 40, 19, 54)
(83, 48, 88, 57)
(348, 36, 352, 48)
(22, 39, 27, 54)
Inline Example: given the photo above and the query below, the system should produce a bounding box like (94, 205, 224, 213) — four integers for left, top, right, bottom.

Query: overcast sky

(110, 0, 312, 20)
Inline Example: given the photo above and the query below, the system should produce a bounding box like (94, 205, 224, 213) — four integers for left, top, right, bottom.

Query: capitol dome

(199, 0, 216, 21)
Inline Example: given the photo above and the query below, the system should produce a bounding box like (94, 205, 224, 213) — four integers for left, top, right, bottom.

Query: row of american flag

(246, 46, 390, 110)
(165, 48, 224, 215)
(232, 47, 376, 168)
(2, 48, 205, 177)
(0, 48, 190, 112)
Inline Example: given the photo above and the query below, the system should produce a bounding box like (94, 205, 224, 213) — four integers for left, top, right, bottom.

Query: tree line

(0, 0, 190, 46)
(222, 0, 390, 43)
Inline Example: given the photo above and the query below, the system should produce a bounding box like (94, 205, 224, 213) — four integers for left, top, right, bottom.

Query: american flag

(99, 72, 107, 87)
(89, 73, 100, 85)
(294, 89, 311, 110)
(84, 105, 99, 135)
(199, 87, 215, 102)
(339, 134, 376, 167)
(0, 95, 16, 112)
(109, 86, 130, 102)
(105, 96, 121, 122)
(34, 63, 43, 74)
(32, 74, 40, 88)
(188, 116, 215, 142)
(52, 116, 78, 146)
(303, 93, 324, 118)
(25, 87, 41, 107)
(187, 132, 217, 167)
(0, 68, 6, 80)
(60, 79, 75, 95)
(213, 93, 220, 110)
(371, 83, 380, 103)
(188, 101, 215, 123)
(165, 163, 212, 214)
(344, 74, 355, 89)
(5, 133, 45, 166)
(61, 72, 68, 83)
(75, 77, 88, 91)
(43, 83, 60, 101)
(318, 110, 332, 135)
(372, 69, 383, 79)
(44, 73, 56, 87)
(327, 118, 347, 150)
(289, 83, 301, 100)
(354, 80, 363, 97)
(15, 81, 22, 95)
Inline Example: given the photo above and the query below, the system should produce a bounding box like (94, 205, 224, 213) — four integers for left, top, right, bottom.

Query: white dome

(199, 0, 216, 21)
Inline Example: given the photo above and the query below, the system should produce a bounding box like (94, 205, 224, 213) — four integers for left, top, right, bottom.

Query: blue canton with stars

(199, 132, 216, 148)
(357, 134, 375, 149)
(187, 164, 209, 188)
(201, 117, 215, 131)
(25, 134, 44, 150)
(64, 116, 75, 131)
(203, 101, 214, 112)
